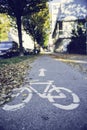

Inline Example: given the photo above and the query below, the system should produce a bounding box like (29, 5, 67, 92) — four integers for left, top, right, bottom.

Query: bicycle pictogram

(2, 80, 80, 111)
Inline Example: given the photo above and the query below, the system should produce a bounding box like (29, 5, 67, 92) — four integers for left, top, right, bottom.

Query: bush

(67, 23, 86, 54)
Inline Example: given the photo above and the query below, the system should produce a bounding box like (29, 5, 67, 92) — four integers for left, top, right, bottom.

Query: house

(50, 0, 87, 52)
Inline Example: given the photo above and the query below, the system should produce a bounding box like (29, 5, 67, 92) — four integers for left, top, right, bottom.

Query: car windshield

(0, 43, 12, 48)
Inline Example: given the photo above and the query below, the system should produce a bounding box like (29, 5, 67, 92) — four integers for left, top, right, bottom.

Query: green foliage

(0, 14, 10, 41)
(0, 55, 36, 68)
(23, 3, 50, 47)
(0, 0, 48, 17)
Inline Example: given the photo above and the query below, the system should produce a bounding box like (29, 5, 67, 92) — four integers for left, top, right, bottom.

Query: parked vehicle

(0, 41, 19, 58)
(33, 47, 40, 55)
(24, 48, 34, 55)
(24, 48, 40, 55)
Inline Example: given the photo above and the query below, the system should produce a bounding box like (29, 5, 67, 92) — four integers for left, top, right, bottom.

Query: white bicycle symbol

(2, 80, 80, 111)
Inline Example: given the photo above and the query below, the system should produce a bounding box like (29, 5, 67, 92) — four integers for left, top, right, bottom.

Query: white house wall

(8, 28, 34, 49)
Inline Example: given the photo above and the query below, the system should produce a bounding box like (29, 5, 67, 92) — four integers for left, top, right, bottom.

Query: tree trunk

(16, 16, 24, 56)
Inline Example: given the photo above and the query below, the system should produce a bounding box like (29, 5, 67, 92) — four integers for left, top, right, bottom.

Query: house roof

(52, 0, 87, 21)
(52, 0, 87, 5)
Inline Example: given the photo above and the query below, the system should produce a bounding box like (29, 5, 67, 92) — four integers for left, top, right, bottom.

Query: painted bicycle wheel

(2, 87, 32, 111)
(47, 86, 80, 110)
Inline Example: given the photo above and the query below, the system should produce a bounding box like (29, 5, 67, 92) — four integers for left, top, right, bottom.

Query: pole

(85, 22, 87, 55)
(85, 15, 87, 54)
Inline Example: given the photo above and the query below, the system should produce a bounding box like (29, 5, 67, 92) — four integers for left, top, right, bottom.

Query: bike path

(0, 55, 87, 130)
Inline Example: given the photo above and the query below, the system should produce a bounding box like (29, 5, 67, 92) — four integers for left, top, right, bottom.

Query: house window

(59, 21, 63, 30)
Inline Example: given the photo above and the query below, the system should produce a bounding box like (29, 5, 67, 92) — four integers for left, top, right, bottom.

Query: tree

(23, 3, 50, 48)
(0, 0, 48, 55)
(67, 22, 86, 54)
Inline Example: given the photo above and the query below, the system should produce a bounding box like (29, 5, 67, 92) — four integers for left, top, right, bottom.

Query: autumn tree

(0, 0, 48, 55)
(23, 3, 50, 48)
(0, 14, 10, 41)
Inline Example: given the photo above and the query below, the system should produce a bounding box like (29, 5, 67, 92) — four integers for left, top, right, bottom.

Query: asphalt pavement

(0, 55, 87, 130)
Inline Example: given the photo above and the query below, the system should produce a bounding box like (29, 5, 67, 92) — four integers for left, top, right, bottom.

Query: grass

(0, 55, 36, 68)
